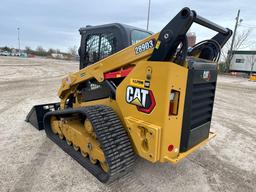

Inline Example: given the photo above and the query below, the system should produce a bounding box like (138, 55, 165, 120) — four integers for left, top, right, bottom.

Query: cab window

(131, 30, 152, 44)
(85, 33, 116, 65)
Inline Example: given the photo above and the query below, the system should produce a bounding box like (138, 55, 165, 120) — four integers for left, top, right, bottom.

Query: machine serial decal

(126, 86, 155, 113)
(134, 40, 155, 55)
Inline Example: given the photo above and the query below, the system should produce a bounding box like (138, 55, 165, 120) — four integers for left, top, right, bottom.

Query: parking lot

(0, 56, 255, 192)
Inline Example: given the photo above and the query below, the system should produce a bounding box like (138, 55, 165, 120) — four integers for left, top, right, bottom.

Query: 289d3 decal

(134, 39, 155, 55)
(126, 86, 156, 113)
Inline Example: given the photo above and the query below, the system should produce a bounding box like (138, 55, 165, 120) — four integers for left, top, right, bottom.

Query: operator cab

(79, 23, 152, 69)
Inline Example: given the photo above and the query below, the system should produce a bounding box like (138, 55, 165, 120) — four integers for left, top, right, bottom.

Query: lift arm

(149, 7, 232, 62)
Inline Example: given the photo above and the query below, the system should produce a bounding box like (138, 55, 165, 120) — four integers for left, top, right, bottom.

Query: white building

(51, 53, 64, 59)
(230, 50, 256, 73)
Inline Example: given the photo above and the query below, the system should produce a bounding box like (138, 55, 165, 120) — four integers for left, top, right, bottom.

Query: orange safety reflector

(169, 90, 180, 116)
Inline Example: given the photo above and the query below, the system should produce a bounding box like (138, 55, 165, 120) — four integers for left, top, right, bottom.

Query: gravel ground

(0, 56, 255, 192)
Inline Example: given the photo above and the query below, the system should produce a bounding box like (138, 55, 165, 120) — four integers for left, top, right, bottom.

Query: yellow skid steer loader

(26, 7, 232, 182)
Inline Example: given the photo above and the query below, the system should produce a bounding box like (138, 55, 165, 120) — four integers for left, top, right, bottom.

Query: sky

(0, 0, 255, 52)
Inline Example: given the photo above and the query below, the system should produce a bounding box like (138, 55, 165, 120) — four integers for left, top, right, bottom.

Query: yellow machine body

(249, 74, 256, 81)
(57, 33, 216, 164)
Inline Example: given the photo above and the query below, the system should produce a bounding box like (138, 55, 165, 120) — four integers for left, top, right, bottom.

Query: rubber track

(44, 105, 136, 183)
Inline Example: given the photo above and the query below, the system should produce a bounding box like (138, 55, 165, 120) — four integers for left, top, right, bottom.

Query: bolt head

(87, 143, 92, 150)
(164, 33, 169, 39)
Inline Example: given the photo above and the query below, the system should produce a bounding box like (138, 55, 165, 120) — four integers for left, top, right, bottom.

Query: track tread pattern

(84, 105, 136, 182)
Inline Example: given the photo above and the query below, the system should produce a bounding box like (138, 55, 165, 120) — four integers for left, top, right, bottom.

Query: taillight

(168, 144, 174, 152)
(169, 90, 180, 116)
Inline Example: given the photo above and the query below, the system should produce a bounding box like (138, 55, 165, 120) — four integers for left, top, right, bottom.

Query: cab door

(79, 27, 124, 69)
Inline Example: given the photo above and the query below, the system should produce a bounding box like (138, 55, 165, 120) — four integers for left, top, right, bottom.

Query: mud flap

(25, 102, 60, 130)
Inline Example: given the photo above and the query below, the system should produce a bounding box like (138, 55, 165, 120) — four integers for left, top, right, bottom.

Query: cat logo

(202, 70, 211, 81)
(126, 86, 156, 113)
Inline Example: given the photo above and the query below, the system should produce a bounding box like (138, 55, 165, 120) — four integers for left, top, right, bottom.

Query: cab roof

(79, 23, 152, 35)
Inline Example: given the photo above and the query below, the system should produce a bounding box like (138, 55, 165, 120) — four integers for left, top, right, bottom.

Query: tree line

(0, 45, 78, 58)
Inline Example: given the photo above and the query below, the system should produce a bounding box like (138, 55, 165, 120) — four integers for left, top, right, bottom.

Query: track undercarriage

(44, 105, 135, 183)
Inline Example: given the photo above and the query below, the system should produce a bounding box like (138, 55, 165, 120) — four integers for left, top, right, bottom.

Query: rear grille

(190, 82, 216, 129)
(180, 62, 218, 152)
